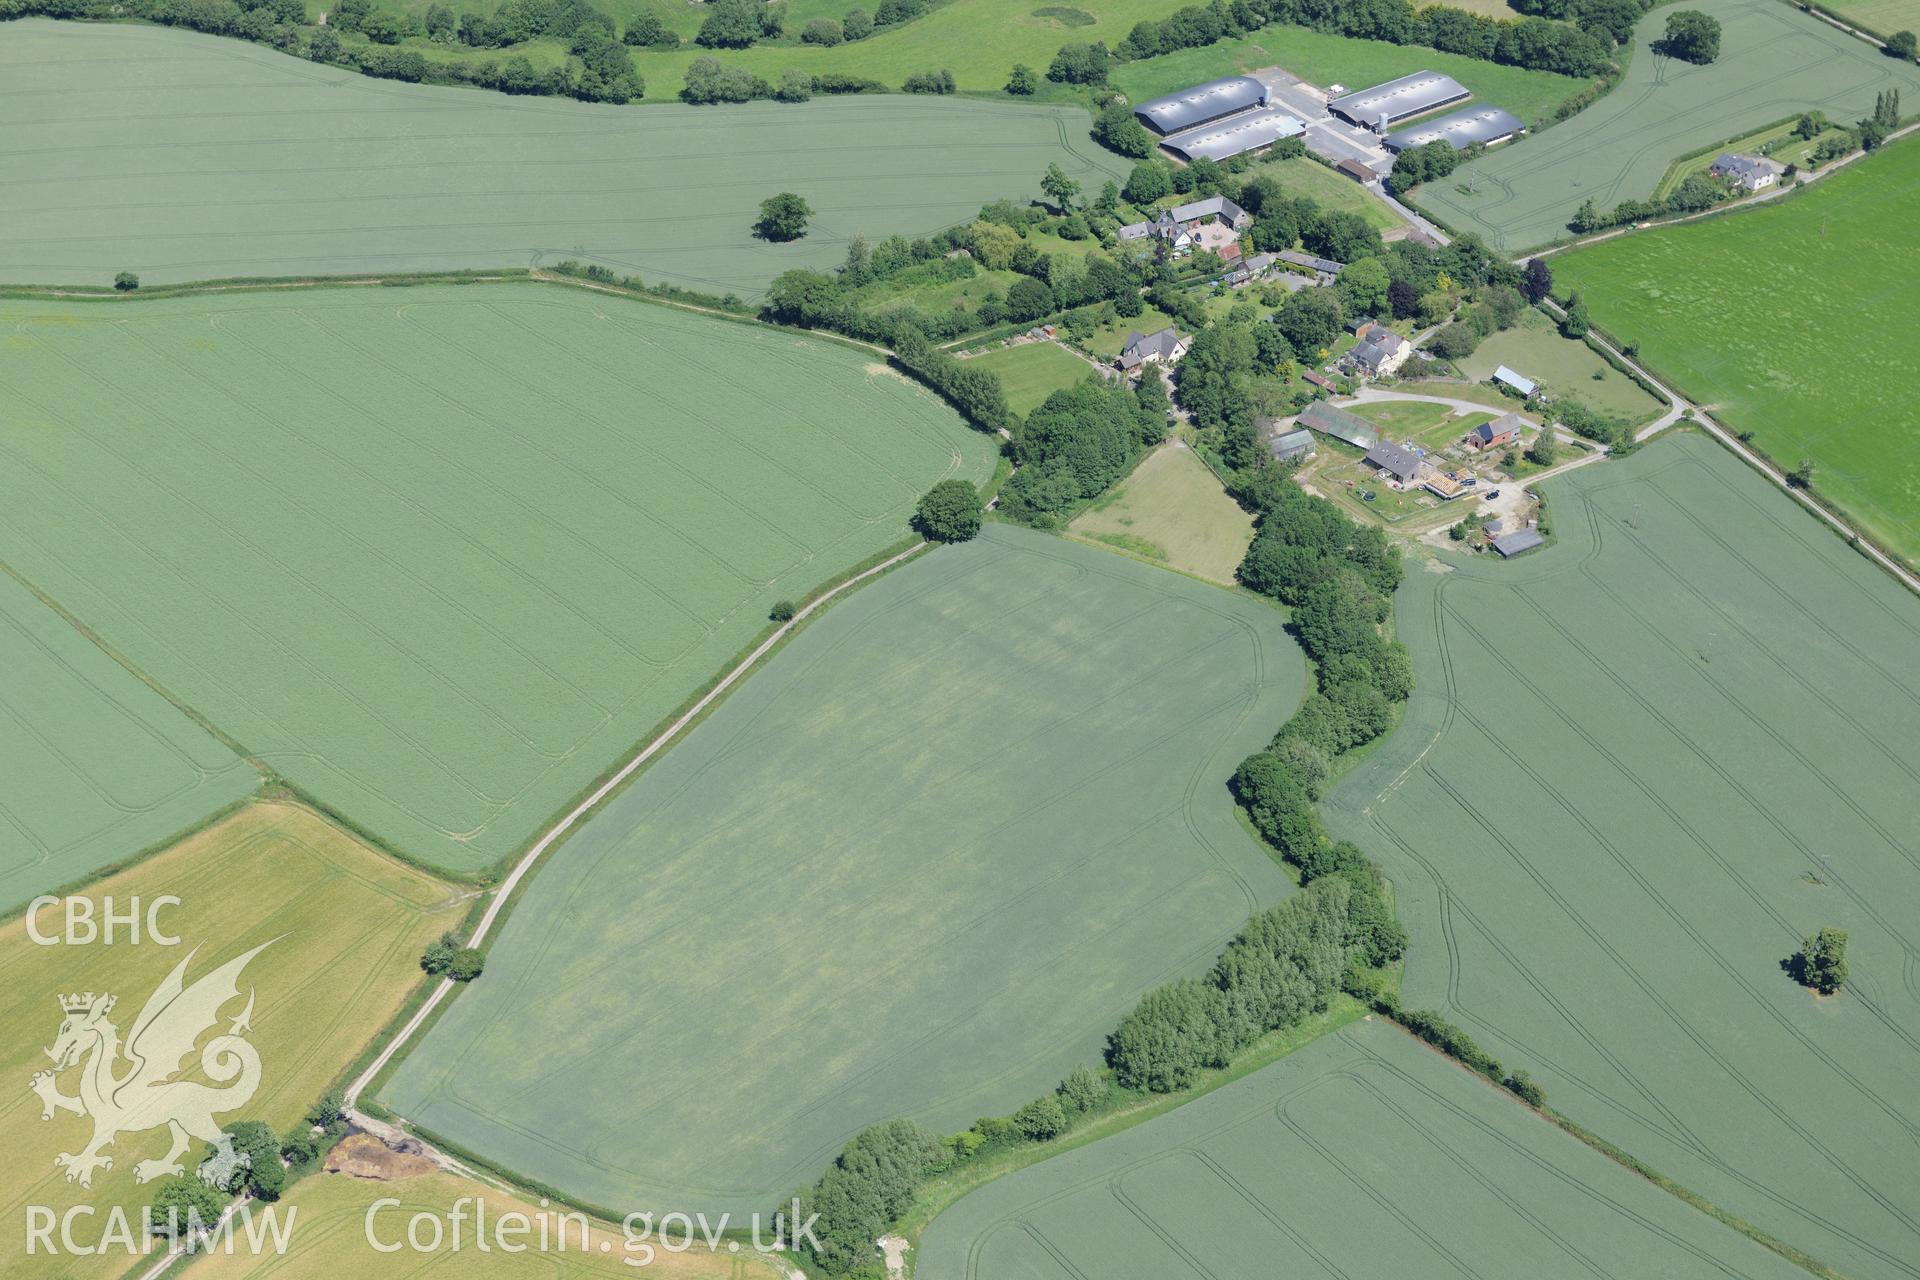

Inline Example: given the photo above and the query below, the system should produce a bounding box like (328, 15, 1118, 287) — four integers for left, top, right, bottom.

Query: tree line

(1046, 0, 1639, 99)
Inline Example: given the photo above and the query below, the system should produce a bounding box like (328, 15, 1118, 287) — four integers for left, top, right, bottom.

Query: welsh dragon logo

(31, 941, 273, 1189)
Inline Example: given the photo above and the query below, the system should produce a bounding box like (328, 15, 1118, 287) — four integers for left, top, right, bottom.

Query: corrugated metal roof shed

(1297, 400, 1379, 449)
(1160, 107, 1305, 162)
(1133, 76, 1269, 135)
(1328, 71, 1470, 131)
(1492, 365, 1536, 396)
(1384, 106, 1524, 153)
(1493, 528, 1546, 558)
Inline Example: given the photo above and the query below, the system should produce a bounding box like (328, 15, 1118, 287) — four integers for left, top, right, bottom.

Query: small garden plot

(0, 802, 452, 1280)
(381, 525, 1302, 1217)
(1069, 442, 1256, 583)
(1326, 435, 1920, 1280)
(916, 1020, 1809, 1280)
(0, 284, 995, 873)
(968, 341, 1098, 416)
(0, 571, 257, 913)
(1083, 307, 1181, 361)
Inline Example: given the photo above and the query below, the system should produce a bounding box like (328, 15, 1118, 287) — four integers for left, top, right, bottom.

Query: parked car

(1483, 489, 1502, 500)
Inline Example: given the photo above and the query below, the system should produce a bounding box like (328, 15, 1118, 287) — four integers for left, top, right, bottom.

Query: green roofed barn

(1297, 400, 1380, 449)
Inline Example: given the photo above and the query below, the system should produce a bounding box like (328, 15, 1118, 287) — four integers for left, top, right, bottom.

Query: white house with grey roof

(1116, 326, 1188, 372)
(1346, 326, 1411, 377)
(1710, 152, 1781, 192)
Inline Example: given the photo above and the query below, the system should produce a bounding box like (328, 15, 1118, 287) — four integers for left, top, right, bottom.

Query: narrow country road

(339, 542, 940, 1142)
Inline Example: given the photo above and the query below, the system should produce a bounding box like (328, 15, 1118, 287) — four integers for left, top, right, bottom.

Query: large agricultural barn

(1162, 107, 1307, 163)
(1384, 106, 1526, 153)
(1329, 71, 1471, 132)
(1133, 75, 1270, 135)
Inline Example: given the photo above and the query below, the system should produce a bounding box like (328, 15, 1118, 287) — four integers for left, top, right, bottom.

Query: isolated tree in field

(1528, 423, 1558, 467)
(449, 947, 486, 982)
(1887, 30, 1917, 60)
(769, 599, 797, 622)
(1658, 9, 1721, 63)
(114, 271, 139, 292)
(1794, 927, 1849, 994)
(1040, 162, 1081, 211)
(754, 192, 812, 242)
(1788, 457, 1816, 488)
(1005, 62, 1037, 94)
(1522, 257, 1553, 304)
(914, 479, 983, 542)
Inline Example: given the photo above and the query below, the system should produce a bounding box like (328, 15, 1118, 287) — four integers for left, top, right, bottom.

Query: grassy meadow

(1817, 0, 1920, 35)
(1451, 308, 1665, 424)
(0, 284, 995, 873)
(186, 1170, 776, 1279)
(1553, 139, 1920, 565)
(0, 20, 1126, 294)
(915, 1018, 1809, 1279)
(1324, 435, 1920, 1280)
(382, 525, 1303, 1217)
(1418, 0, 1920, 250)
(0, 571, 258, 915)
(966, 340, 1098, 415)
(0, 802, 454, 1280)
(1069, 442, 1256, 583)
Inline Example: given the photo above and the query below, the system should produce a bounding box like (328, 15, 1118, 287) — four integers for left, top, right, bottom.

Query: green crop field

(966, 341, 1098, 415)
(1819, 0, 1920, 36)
(1109, 28, 1589, 127)
(0, 571, 258, 914)
(1553, 140, 1920, 566)
(1323, 435, 1920, 1280)
(382, 525, 1303, 1216)
(915, 1018, 1808, 1279)
(1070, 442, 1257, 582)
(189, 1170, 773, 1279)
(0, 802, 455, 1280)
(0, 284, 995, 873)
(1417, 0, 1920, 251)
(1452, 308, 1666, 424)
(0, 20, 1126, 295)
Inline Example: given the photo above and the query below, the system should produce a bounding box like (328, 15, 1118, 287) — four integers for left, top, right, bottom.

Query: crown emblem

(60, 992, 113, 1015)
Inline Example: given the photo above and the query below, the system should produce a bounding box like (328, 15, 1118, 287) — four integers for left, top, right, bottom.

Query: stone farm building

(1346, 324, 1411, 377)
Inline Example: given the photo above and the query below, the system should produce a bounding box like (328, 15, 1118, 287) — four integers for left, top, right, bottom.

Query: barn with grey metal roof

(1160, 107, 1306, 162)
(1328, 71, 1470, 132)
(1384, 106, 1524, 153)
(1133, 76, 1269, 135)
(1492, 528, 1546, 558)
